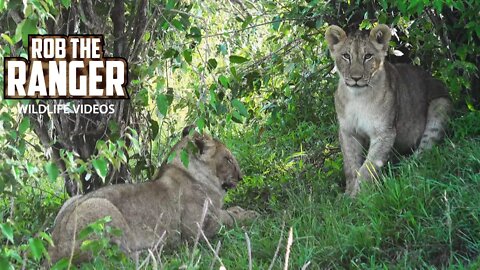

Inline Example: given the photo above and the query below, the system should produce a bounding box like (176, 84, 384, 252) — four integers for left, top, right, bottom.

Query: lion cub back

(388, 63, 450, 153)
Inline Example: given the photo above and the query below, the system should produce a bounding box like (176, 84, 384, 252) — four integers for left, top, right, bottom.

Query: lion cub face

(180, 131, 243, 191)
(210, 139, 242, 190)
(326, 25, 391, 90)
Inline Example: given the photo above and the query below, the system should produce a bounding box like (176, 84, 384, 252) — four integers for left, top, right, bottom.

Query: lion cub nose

(351, 74, 362, 81)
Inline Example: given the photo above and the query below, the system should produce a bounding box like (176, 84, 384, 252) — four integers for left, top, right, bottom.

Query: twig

(245, 232, 252, 270)
(202, 20, 279, 38)
(425, 9, 455, 61)
(21, 249, 27, 270)
(137, 249, 158, 270)
(191, 198, 210, 260)
(9, 196, 15, 221)
(137, 251, 149, 269)
(67, 197, 81, 269)
(208, 241, 222, 270)
(149, 249, 158, 270)
(159, 7, 206, 21)
(196, 223, 225, 268)
(268, 220, 286, 270)
(284, 227, 293, 270)
(28, 185, 64, 200)
(242, 38, 303, 73)
(301, 261, 311, 270)
(201, 16, 319, 39)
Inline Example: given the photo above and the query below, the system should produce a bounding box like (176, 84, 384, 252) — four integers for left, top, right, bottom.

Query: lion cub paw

(226, 206, 259, 224)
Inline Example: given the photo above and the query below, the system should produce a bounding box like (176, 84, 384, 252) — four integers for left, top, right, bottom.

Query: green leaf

(231, 111, 243, 123)
(92, 158, 108, 180)
(209, 87, 218, 112)
(218, 75, 230, 87)
(18, 117, 30, 135)
(20, 18, 38, 47)
(196, 117, 205, 132)
(51, 258, 69, 270)
(380, 0, 388, 10)
(156, 93, 170, 117)
(166, 0, 175, 9)
(229, 55, 249, 64)
(182, 49, 192, 64)
(217, 43, 228, 55)
(241, 14, 253, 29)
(171, 19, 184, 31)
(80, 239, 102, 253)
(29, 238, 45, 261)
(180, 149, 189, 168)
(167, 151, 176, 163)
(188, 27, 202, 42)
(433, 0, 443, 13)
(398, 0, 407, 13)
(109, 227, 123, 237)
(0, 223, 14, 244)
(272, 16, 281, 31)
(0, 256, 11, 270)
(230, 66, 238, 78)
(60, 0, 71, 8)
(39, 232, 54, 247)
(1, 33, 14, 46)
(232, 99, 248, 117)
(143, 32, 151, 42)
(207, 58, 217, 71)
(44, 162, 59, 182)
(78, 226, 94, 241)
(149, 119, 159, 139)
(26, 162, 37, 176)
(163, 48, 179, 59)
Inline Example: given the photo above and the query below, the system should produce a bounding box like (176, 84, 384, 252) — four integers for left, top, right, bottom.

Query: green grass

(192, 112, 480, 269)
(2, 112, 480, 269)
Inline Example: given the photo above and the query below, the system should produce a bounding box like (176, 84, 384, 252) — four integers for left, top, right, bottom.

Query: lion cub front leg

(339, 130, 366, 196)
(221, 206, 259, 227)
(356, 129, 396, 188)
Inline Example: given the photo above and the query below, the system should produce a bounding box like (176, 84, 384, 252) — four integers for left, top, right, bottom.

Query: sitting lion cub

(48, 129, 258, 264)
(325, 24, 451, 196)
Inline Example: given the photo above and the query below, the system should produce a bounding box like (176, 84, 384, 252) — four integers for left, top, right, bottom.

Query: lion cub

(325, 24, 451, 196)
(48, 130, 258, 264)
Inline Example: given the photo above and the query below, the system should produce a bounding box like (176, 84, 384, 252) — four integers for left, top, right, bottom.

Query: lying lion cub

(325, 24, 451, 196)
(48, 129, 258, 264)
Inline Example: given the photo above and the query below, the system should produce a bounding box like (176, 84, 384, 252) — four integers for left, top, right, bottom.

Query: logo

(4, 35, 128, 99)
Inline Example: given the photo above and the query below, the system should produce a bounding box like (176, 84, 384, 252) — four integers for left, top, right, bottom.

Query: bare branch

(245, 232, 252, 270)
(111, 0, 127, 57)
(128, 0, 148, 62)
(284, 227, 294, 270)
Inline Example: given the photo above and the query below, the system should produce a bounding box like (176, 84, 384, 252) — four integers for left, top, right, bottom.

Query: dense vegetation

(0, 0, 479, 269)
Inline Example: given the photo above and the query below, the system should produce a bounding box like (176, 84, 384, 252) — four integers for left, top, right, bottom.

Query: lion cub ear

(325, 25, 347, 53)
(182, 125, 196, 137)
(193, 133, 216, 157)
(370, 24, 391, 52)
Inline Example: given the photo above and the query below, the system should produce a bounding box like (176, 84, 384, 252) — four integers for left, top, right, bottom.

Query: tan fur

(48, 132, 258, 265)
(325, 24, 451, 196)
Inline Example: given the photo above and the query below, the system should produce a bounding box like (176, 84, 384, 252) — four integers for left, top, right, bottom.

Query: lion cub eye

(364, 53, 373, 60)
(342, 53, 350, 61)
(225, 157, 233, 164)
